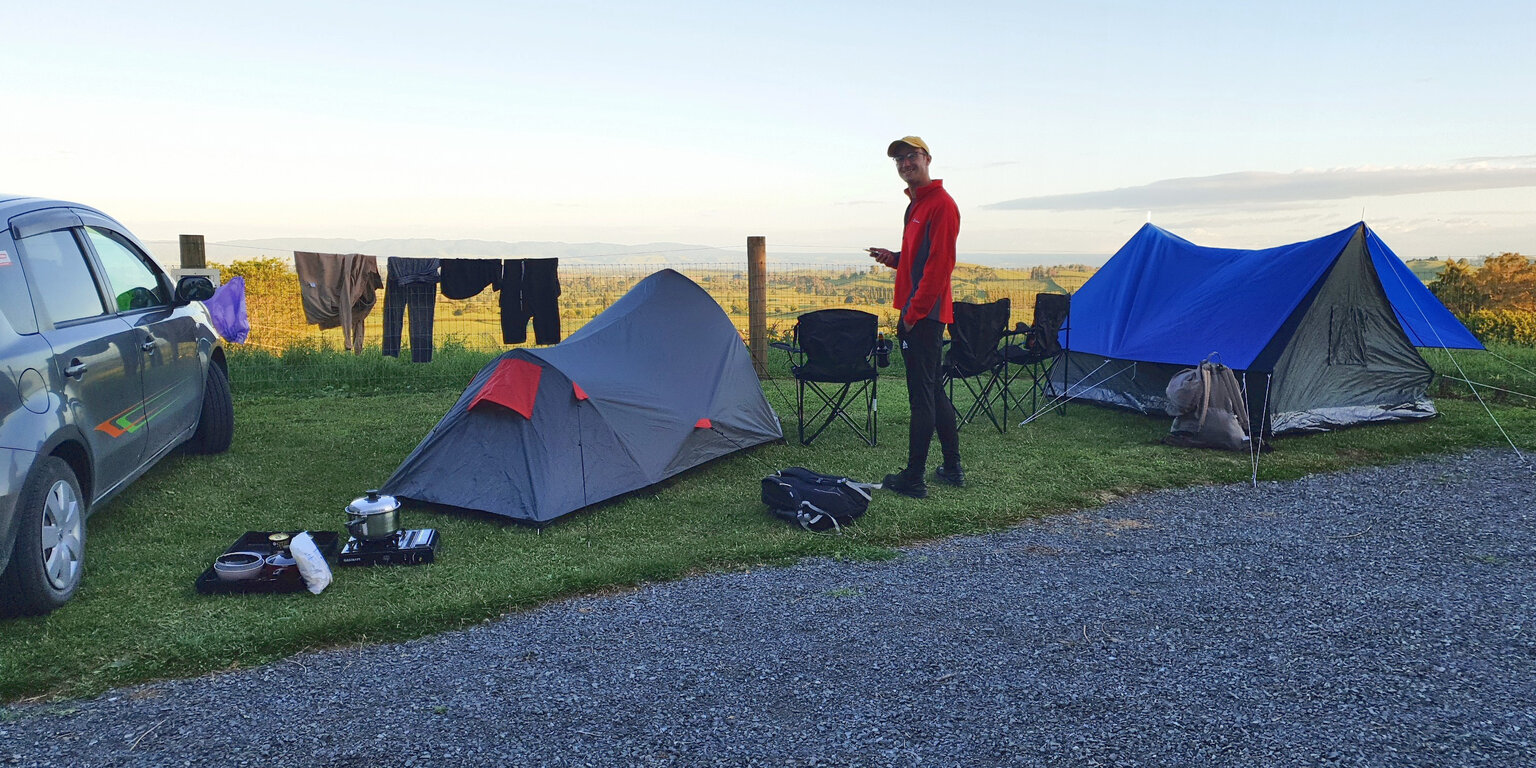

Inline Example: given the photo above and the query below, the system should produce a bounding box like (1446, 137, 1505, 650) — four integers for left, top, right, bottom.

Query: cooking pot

(346, 490, 402, 541)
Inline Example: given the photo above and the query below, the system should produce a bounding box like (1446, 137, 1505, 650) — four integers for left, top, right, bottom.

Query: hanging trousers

(381, 276, 437, 363)
(501, 257, 562, 345)
(899, 318, 961, 473)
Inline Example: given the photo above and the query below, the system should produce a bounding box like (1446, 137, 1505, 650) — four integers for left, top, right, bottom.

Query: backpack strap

(842, 481, 876, 501)
(796, 506, 843, 534)
(1196, 362, 1213, 433)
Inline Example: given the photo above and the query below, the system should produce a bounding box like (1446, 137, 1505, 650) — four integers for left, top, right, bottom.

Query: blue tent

(1057, 223, 1481, 433)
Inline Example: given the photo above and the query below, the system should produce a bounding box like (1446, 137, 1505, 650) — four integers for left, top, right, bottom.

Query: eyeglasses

(892, 151, 927, 164)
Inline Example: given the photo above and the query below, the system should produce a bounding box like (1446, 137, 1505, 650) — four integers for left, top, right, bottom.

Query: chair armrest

(769, 341, 798, 353)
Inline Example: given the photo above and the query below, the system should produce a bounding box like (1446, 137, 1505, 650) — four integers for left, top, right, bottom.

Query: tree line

(1430, 253, 1536, 314)
(1430, 253, 1536, 346)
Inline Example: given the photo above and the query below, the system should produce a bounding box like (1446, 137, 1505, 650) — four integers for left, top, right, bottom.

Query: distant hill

(144, 238, 742, 266)
(143, 237, 1108, 270)
(1404, 258, 1449, 282)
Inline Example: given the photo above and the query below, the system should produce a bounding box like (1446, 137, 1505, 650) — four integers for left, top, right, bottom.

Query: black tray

(195, 531, 340, 595)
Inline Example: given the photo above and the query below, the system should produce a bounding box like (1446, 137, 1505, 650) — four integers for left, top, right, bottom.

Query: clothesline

(291, 253, 566, 363)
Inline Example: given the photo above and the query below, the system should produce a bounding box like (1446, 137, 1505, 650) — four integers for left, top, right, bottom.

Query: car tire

(0, 457, 87, 617)
(187, 363, 233, 455)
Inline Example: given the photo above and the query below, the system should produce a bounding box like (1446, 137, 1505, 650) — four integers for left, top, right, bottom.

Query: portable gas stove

(338, 528, 440, 567)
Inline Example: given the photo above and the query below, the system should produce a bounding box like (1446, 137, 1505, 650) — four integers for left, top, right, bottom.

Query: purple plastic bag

(204, 275, 250, 344)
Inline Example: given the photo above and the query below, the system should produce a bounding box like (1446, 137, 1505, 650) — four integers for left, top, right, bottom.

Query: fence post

(748, 236, 767, 374)
(179, 235, 206, 269)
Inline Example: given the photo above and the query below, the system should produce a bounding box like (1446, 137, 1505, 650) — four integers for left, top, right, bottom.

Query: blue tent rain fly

(1055, 222, 1482, 434)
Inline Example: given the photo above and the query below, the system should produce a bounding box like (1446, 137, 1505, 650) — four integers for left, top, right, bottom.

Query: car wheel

(0, 457, 86, 616)
(187, 363, 233, 454)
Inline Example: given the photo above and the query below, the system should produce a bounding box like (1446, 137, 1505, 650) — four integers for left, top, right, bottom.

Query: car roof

(0, 195, 114, 224)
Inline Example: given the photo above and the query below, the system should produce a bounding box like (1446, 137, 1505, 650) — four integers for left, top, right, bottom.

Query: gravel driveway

(3, 449, 1533, 767)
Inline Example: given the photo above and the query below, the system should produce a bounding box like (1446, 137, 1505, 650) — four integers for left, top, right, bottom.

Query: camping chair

(941, 299, 1012, 432)
(1001, 292, 1070, 418)
(770, 308, 881, 446)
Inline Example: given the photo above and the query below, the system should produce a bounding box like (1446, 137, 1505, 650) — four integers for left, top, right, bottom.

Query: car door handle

(65, 361, 88, 379)
(140, 337, 156, 352)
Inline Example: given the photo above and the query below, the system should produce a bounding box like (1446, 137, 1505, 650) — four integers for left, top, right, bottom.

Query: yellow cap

(887, 136, 930, 157)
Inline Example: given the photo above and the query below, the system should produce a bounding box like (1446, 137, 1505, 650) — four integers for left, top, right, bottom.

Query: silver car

(0, 196, 233, 616)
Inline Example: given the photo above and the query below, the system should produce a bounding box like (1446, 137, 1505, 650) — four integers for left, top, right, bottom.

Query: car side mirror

(176, 275, 217, 303)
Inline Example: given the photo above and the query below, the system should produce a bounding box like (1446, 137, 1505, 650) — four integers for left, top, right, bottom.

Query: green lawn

(2, 348, 1534, 703)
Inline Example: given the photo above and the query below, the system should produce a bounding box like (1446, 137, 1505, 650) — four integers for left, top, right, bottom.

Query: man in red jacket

(868, 136, 963, 499)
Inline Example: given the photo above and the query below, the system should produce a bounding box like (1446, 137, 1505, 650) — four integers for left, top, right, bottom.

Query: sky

(5, 0, 1535, 264)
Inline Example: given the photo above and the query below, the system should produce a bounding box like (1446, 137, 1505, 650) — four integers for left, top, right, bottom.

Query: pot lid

(347, 489, 400, 516)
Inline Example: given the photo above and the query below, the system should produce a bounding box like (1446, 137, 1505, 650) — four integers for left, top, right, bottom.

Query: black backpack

(761, 467, 874, 532)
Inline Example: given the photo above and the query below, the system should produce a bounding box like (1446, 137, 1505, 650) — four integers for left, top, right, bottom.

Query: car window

(17, 229, 107, 324)
(0, 240, 40, 334)
(86, 227, 169, 312)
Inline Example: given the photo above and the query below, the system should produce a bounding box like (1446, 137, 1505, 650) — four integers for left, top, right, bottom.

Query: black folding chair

(942, 299, 1012, 432)
(770, 309, 881, 446)
(1001, 292, 1070, 418)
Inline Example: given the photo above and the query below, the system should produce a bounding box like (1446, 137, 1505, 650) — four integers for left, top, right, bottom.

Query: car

(0, 195, 233, 616)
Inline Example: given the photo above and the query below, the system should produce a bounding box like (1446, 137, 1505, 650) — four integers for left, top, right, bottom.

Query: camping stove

(338, 528, 440, 567)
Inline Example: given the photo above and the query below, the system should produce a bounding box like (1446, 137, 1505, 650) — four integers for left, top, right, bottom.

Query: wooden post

(179, 235, 206, 269)
(747, 236, 767, 374)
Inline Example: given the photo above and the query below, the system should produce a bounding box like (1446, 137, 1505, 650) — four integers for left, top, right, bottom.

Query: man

(867, 136, 963, 499)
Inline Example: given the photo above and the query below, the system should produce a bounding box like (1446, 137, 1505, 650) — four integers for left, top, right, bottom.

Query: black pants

(899, 318, 960, 473)
(381, 278, 436, 362)
(501, 258, 562, 345)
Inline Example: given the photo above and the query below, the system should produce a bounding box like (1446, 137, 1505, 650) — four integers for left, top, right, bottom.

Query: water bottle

(875, 332, 892, 367)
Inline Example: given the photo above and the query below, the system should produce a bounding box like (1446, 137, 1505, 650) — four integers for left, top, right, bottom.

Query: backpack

(761, 467, 874, 532)
(1163, 359, 1251, 451)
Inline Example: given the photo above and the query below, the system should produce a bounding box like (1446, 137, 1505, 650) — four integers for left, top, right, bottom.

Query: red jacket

(893, 179, 959, 326)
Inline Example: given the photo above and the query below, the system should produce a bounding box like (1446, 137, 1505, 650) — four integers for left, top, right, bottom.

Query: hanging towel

(293, 252, 383, 352)
(439, 258, 502, 299)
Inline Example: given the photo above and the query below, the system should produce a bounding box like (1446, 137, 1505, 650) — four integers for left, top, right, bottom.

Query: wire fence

(221, 257, 1074, 396)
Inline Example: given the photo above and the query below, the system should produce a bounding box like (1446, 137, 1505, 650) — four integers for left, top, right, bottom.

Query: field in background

(214, 250, 1533, 399)
(221, 258, 1094, 391)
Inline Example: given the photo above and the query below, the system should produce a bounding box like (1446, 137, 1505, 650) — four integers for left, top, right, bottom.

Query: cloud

(986, 164, 1536, 212)
(1453, 154, 1536, 166)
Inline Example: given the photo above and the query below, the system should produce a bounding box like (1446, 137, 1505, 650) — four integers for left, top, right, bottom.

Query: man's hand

(866, 247, 898, 268)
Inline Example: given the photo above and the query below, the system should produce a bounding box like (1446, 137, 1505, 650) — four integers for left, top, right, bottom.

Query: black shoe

(934, 463, 965, 487)
(882, 471, 928, 499)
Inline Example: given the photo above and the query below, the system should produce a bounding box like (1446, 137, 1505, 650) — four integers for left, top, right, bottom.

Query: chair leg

(948, 368, 1006, 433)
(797, 379, 809, 445)
(799, 379, 877, 446)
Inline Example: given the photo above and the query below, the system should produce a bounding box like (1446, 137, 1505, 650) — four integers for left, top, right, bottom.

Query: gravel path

(3, 449, 1534, 767)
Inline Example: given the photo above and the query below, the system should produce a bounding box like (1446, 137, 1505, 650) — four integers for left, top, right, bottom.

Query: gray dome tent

(382, 269, 782, 524)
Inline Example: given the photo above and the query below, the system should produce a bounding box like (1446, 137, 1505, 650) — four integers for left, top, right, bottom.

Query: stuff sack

(1164, 360, 1251, 451)
(761, 467, 873, 532)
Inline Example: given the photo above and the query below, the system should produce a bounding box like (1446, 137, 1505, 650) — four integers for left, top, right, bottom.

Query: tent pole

(1240, 372, 1271, 489)
(1017, 359, 1128, 427)
(1242, 372, 1256, 488)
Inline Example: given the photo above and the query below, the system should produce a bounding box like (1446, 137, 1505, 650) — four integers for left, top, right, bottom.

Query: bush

(1461, 309, 1536, 347)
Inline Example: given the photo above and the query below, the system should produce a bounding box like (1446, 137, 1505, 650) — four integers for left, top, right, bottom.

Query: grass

(1, 346, 1534, 703)
(1424, 343, 1536, 408)
(227, 336, 496, 397)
